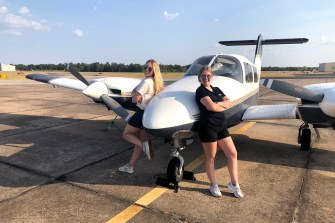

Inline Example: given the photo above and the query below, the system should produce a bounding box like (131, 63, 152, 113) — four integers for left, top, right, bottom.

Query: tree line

(14, 62, 190, 72)
(14, 62, 316, 72)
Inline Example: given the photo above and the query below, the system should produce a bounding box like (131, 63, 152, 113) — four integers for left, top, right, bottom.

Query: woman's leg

(217, 136, 239, 185)
(123, 124, 143, 167)
(201, 142, 218, 185)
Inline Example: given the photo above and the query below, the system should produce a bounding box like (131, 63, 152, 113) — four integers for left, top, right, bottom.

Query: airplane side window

(212, 56, 243, 83)
(253, 65, 258, 82)
(244, 63, 253, 83)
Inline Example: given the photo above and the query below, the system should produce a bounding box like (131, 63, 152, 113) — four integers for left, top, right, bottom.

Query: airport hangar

(318, 62, 335, 72)
(0, 63, 16, 71)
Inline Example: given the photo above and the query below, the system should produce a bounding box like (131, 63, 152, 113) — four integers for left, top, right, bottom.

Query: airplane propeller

(68, 66, 130, 120)
(261, 79, 324, 103)
(261, 79, 335, 117)
(68, 65, 90, 86)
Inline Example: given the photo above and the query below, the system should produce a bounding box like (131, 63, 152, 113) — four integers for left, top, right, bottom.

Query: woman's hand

(131, 90, 143, 103)
(217, 96, 231, 109)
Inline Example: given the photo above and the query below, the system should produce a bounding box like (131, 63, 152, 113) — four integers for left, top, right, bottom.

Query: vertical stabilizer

(254, 34, 263, 75)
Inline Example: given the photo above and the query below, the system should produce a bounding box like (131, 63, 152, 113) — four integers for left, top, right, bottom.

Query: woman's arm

(200, 96, 225, 112)
(131, 90, 142, 103)
(216, 96, 232, 109)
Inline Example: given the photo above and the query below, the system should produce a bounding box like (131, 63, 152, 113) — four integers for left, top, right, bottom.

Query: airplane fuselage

(143, 54, 260, 138)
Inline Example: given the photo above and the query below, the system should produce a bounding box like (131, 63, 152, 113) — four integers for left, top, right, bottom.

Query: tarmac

(0, 78, 334, 223)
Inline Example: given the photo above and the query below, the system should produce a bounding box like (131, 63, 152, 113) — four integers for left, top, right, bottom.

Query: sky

(0, 0, 335, 67)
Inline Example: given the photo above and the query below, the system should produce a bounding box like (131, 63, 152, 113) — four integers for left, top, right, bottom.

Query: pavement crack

(291, 146, 313, 223)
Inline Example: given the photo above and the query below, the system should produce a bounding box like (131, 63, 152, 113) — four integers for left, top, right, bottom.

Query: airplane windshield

(184, 55, 243, 83)
(183, 56, 215, 77)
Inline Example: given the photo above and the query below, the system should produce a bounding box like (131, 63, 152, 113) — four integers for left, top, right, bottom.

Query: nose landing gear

(155, 130, 196, 192)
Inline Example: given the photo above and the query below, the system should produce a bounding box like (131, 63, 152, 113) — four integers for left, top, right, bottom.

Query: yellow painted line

(185, 154, 205, 171)
(135, 187, 168, 206)
(233, 121, 256, 135)
(106, 121, 256, 223)
(106, 205, 143, 223)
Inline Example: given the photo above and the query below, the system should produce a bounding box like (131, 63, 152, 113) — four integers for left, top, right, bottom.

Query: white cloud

(0, 8, 49, 36)
(0, 6, 8, 13)
(72, 29, 83, 37)
(1, 14, 48, 31)
(19, 7, 31, 16)
(163, 11, 179, 20)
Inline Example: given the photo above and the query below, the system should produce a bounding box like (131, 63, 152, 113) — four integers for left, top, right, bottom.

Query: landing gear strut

(155, 130, 196, 192)
(298, 123, 311, 151)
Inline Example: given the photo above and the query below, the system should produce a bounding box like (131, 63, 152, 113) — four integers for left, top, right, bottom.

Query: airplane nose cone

(143, 90, 199, 137)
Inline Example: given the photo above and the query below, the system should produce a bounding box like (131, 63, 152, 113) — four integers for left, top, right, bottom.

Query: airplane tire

(301, 128, 311, 151)
(167, 157, 184, 183)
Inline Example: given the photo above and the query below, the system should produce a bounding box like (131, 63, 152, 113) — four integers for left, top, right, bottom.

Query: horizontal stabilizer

(242, 104, 298, 120)
(219, 38, 308, 46)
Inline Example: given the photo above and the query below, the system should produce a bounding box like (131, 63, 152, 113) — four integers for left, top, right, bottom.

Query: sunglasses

(200, 74, 212, 80)
(144, 66, 153, 72)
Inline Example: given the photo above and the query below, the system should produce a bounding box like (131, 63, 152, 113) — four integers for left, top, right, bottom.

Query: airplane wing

(26, 74, 88, 91)
(242, 104, 298, 120)
(26, 69, 142, 120)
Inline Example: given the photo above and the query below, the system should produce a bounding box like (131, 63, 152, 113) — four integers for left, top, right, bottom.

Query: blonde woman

(119, 59, 164, 174)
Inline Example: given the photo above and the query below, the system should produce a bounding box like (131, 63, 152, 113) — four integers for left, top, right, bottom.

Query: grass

(0, 71, 185, 80)
(0, 70, 333, 81)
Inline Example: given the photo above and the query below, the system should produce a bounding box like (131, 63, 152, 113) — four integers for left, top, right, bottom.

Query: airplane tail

(218, 34, 308, 75)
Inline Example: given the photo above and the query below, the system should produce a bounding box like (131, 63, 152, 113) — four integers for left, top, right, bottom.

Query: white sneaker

(118, 163, 134, 174)
(143, 141, 154, 160)
(209, 184, 222, 197)
(227, 182, 244, 198)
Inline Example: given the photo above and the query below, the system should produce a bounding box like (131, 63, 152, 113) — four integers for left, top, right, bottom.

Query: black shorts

(127, 107, 144, 129)
(198, 123, 230, 142)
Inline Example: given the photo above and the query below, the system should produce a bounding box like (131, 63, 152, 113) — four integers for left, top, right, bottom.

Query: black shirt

(195, 84, 226, 126)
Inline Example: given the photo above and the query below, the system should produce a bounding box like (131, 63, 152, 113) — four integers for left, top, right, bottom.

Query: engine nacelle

(82, 81, 109, 100)
(319, 89, 335, 117)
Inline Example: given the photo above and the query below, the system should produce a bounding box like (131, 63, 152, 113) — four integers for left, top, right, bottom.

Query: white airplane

(26, 34, 335, 188)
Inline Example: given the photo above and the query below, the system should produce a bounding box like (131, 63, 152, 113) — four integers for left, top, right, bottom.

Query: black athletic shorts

(198, 123, 230, 142)
(127, 107, 144, 129)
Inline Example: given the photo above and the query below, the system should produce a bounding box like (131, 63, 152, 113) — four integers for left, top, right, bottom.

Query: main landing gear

(155, 130, 196, 192)
(298, 123, 320, 151)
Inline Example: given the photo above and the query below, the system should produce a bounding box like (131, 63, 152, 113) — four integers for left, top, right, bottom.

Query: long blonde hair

(146, 59, 164, 94)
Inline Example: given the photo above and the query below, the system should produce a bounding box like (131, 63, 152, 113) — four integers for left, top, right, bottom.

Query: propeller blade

(101, 95, 131, 121)
(261, 79, 324, 103)
(68, 65, 90, 86)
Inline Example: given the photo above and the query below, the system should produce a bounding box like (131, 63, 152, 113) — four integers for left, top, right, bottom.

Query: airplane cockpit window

(244, 62, 253, 83)
(184, 56, 215, 77)
(211, 56, 243, 83)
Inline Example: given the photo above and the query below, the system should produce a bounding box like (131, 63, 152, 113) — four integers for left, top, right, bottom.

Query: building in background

(0, 63, 16, 71)
(318, 62, 335, 72)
